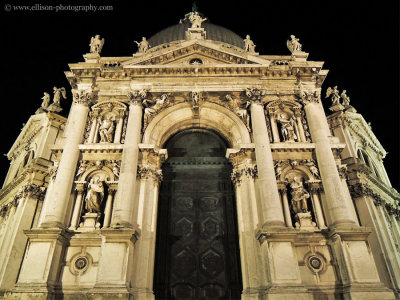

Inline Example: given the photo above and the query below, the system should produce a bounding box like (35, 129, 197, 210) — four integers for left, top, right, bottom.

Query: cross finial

(192, 1, 198, 13)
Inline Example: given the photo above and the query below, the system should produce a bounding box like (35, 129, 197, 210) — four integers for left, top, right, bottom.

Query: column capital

(297, 83, 321, 105)
(127, 89, 148, 107)
(244, 87, 267, 105)
(72, 89, 94, 106)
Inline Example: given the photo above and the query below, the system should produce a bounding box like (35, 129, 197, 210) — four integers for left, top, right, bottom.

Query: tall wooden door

(154, 130, 242, 299)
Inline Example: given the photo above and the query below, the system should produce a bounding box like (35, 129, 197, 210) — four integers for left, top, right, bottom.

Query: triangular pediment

(122, 39, 271, 67)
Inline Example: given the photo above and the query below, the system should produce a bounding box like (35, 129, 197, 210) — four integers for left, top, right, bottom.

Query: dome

(148, 20, 245, 49)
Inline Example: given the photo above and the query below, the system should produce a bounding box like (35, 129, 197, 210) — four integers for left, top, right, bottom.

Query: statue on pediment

(287, 35, 302, 53)
(244, 35, 256, 53)
(89, 35, 104, 54)
(326, 86, 352, 111)
(135, 37, 150, 53)
(187, 12, 207, 28)
(341, 90, 351, 107)
(326, 86, 340, 106)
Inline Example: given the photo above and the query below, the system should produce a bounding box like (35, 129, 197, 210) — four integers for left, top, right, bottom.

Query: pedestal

(294, 212, 316, 231)
(185, 28, 206, 40)
(78, 213, 100, 232)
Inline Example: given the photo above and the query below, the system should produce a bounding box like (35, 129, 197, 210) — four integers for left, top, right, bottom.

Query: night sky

(1, 1, 399, 190)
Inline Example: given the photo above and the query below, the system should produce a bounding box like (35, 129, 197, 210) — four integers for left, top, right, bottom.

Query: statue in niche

(187, 11, 207, 28)
(325, 86, 340, 106)
(290, 176, 310, 214)
(111, 160, 120, 178)
(99, 115, 115, 143)
(84, 176, 104, 215)
(287, 35, 302, 53)
(277, 113, 297, 142)
(89, 35, 104, 54)
(274, 161, 283, 179)
(143, 94, 169, 128)
(135, 37, 150, 53)
(244, 35, 256, 53)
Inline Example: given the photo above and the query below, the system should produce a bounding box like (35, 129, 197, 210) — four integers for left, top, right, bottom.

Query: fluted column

(299, 86, 357, 227)
(40, 90, 92, 228)
(111, 91, 145, 228)
(295, 112, 306, 142)
(88, 111, 99, 143)
(246, 88, 285, 228)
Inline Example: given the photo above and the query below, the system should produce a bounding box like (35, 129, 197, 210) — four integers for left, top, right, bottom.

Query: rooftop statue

(89, 35, 104, 54)
(244, 35, 256, 53)
(135, 37, 150, 53)
(326, 86, 352, 111)
(287, 35, 303, 53)
(35, 87, 66, 114)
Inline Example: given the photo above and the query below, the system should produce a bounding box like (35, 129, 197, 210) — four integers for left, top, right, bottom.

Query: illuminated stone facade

(0, 11, 399, 300)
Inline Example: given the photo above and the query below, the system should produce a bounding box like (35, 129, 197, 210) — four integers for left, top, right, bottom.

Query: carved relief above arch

(142, 102, 251, 148)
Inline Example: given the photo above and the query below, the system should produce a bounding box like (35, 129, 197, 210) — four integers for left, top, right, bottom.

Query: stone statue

(89, 35, 104, 54)
(76, 160, 89, 178)
(143, 94, 169, 128)
(36, 88, 66, 114)
(244, 35, 256, 53)
(341, 90, 351, 107)
(191, 91, 200, 106)
(226, 94, 250, 131)
(41, 92, 51, 110)
(84, 176, 104, 214)
(287, 35, 302, 53)
(99, 116, 115, 143)
(290, 176, 310, 214)
(188, 11, 207, 28)
(277, 113, 297, 142)
(304, 160, 320, 178)
(52, 87, 66, 106)
(274, 161, 283, 179)
(135, 37, 150, 53)
(325, 86, 340, 106)
(111, 160, 120, 178)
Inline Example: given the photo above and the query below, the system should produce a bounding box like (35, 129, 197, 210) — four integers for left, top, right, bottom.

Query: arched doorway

(153, 129, 242, 299)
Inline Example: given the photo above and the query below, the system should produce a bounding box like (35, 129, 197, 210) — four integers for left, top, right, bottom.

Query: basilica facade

(0, 11, 399, 300)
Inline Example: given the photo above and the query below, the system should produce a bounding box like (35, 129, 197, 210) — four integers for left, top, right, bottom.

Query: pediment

(122, 40, 270, 67)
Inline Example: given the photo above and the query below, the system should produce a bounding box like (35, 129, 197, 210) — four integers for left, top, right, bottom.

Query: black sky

(1, 1, 399, 190)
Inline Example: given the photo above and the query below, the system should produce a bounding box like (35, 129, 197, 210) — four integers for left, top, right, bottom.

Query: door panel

(154, 130, 242, 299)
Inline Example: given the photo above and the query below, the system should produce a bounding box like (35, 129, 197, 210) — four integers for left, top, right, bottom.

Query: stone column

(111, 90, 145, 228)
(268, 110, 280, 143)
(39, 90, 92, 228)
(113, 112, 124, 143)
(103, 185, 116, 228)
(295, 112, 307, 142)
(278, 184, 293, 228)
(88, 111, 99, 143)
(299, 87, 357, 228)
(69, 183, 85, 230)
(132, 147, 166, 300)
(228, 147, 267, 298)
(246, 88, 285, 228)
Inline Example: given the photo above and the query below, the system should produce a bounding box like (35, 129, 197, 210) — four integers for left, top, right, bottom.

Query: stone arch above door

(142, 101, 251, 148)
